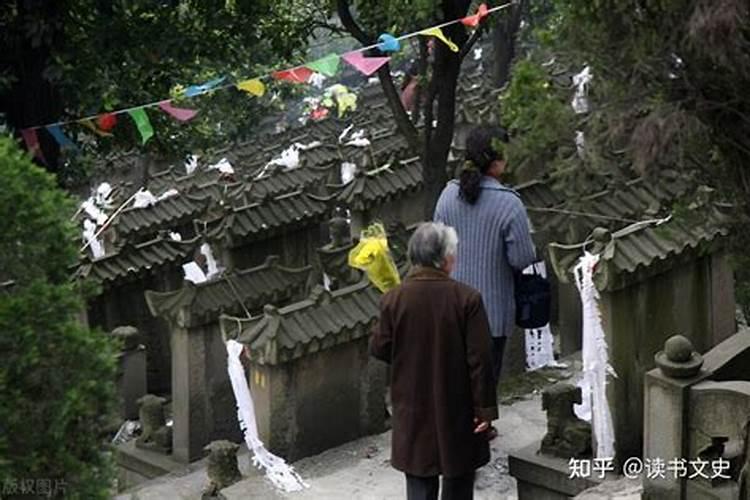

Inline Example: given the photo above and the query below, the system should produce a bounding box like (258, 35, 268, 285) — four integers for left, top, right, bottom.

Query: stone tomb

(142, 256, 313, 463)
(549, 210, 734, 464)
(220, 280, 387, 462)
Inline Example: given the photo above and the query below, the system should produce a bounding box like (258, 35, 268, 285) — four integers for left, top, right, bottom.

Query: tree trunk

(491, 0, 524, 88)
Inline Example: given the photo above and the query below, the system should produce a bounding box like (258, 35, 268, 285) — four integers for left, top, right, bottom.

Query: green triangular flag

(307, 53, 341, 77)
(128, 108, 154, 145)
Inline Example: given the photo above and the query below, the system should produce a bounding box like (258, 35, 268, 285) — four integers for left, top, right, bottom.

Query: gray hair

(407, 222, 458, 268)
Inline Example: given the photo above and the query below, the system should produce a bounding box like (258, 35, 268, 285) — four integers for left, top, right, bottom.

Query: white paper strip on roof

(183, 262, 207, 284)
(200, 242, 221, 280)
(341, 162, 357, 184)
(208, 158, 235, 175)
(185, 154, 199, 175)
(82, 219, 105, 259)
(82, 198, 108, 225)
(571, 66, 592, 114)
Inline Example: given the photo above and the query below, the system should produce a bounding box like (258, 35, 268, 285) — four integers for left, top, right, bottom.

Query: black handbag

(514, 264, 551, 329)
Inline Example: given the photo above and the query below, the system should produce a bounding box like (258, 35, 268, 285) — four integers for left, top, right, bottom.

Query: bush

(0, 136, 117, 499)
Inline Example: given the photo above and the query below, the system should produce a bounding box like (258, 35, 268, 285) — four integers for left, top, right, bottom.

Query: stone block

(509, 444, 604, 499)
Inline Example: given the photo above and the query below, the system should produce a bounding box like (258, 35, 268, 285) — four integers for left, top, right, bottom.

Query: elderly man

(371, 222, 498, 500)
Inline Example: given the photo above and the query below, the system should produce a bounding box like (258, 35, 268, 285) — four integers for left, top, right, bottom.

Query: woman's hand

(473, 417, 490, 434)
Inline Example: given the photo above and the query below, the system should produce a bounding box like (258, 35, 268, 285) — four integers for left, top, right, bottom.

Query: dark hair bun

(460, 125, 510, 205)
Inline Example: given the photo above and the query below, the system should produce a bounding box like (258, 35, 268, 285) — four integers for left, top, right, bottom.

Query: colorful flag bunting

(420, 27, 459, 52)
(342, 52, 390, 76)
(46, 125, 78, 151)
(128, 108, 154, 145)
(20, 129, 46, 163)
(236, 79, 266, 96)
(81, 119, 113, 137)
(184, 76, 226, 97)
(97, 113, 117, 132)
(307, 54, 341, 77)
(272, 67, 314, 84)
(377, 33, 401, 53)
(158, 100, 198, 122)
(461, 3, 489, 28)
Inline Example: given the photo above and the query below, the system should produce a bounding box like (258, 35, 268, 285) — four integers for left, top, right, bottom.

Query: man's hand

(473, 417, 490, 434)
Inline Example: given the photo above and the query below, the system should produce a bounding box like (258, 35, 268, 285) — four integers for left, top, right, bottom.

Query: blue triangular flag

(377, 33, 401, 53)
(184, 76, 226, 98)
(46, 125, 78, 152)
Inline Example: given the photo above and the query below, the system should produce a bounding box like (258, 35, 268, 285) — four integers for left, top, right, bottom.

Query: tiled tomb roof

(144, 255, 312, 324)
(75, 235, 199, 288)
(220, 279, 380, 365)
(548, 205, 730, 291)
(335, 157, 423, 210)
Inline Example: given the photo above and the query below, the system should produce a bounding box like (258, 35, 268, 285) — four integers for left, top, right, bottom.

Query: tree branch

(458, 22, 485, 60)
(336, 0, 372, 45)
(336, 0, 419, 152)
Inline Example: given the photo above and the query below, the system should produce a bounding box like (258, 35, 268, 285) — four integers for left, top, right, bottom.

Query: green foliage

(0, 137, 118, 498)
(501, 0, 750, 312)
(1, 0, 324, 176)
(501, 58, 575, 181)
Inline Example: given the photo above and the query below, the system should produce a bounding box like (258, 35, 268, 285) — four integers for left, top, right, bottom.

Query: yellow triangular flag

(420, 27, 459, 52)
(236, 79, 265, 97)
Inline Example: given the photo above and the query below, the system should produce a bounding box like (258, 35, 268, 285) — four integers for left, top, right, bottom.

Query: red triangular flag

(158, 100, 198, 122)
(21, 129, 46, 164)
(342, 51, 390, 77)
(97, 113, 118, 132)
(461, 3, 489, 28)
(272, 67, 314, 84)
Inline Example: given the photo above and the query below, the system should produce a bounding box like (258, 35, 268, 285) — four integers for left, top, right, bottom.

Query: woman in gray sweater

(434, 126, 537, 390)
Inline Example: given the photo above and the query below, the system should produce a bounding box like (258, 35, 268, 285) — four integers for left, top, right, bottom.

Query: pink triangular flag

(272, 67, 314, 84)
(462, 3, 489, 28)
(21, 129, 46, 164)
(158, 100, 198, 122)
(342, 51, 390, 77)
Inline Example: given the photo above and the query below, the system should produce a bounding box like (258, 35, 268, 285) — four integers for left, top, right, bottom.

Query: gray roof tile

(220, 279, 380, 365)
(144, 255, 312, 323)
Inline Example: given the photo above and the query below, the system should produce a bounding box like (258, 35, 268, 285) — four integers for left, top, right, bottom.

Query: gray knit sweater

(434, 177, 537, 338)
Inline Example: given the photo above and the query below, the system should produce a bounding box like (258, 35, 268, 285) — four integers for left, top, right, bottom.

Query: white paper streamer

(183, 262, 207, 284)
(200, 242, 221, 280)
(226, 340, 308, 492)
(341, 162, 357, 184)
(82, 219, 105, 259)
(185, 154, 199, 175)
(522, 263, 560, 371)
(208, 158, 235, 175)
(573, 252, 616, 459)
(571, 66, 592, 114)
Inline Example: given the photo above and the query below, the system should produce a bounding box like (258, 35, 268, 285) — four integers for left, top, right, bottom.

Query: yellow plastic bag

(348, 223, 401, 293)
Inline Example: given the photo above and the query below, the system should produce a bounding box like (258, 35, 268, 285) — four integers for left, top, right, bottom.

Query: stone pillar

(171, 315, 209, 463)
(643, 335, 705, 500)
(113, 326, 147, 420)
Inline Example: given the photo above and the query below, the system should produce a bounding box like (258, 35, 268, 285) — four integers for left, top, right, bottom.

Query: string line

(25, 2, 515, 131)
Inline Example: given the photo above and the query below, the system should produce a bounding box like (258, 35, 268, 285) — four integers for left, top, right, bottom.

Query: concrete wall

(601, 253, 735, 463)
(250, 338, 387, 462)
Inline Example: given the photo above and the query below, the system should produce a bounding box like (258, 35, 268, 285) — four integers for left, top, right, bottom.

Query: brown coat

(370, 266, 498, 478)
